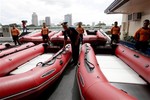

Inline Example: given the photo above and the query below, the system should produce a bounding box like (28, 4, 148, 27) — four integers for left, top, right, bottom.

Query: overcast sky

(0, 0, 122, 26)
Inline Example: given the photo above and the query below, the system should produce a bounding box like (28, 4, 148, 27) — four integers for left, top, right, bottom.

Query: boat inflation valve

(9, 59, 12, 61)
(97, 76, 100, 79)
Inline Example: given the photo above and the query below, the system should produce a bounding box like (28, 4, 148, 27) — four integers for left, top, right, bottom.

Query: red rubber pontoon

(23, 31, 42, 37)
(0, 42, 35, 58)
(19, 31, 56, 44)
(77, 43, 136, 100)
(83, 30, 107, 45)
(50, 31, 69, 46)
(115, 44, 150, 83)
(27, 31, 42, 37)
(0, 44, 6, 50)
(0, 43, 72, 99)
(50, 30, 107, 46)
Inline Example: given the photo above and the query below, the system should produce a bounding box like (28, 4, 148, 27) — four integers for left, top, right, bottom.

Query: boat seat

(10, 54, 53, 75)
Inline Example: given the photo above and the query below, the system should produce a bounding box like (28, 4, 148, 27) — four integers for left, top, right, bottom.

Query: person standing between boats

(110, 21, 121, 44)
(22, 20, 27, 33)
(76, 22, 84, 44)
(134, 19, 150, 52)
(41, 22, 51, 45)
(11, 25, 21, 45)
(61, 22, 80, 65)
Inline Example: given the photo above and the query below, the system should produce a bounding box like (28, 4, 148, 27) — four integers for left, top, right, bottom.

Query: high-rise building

(45, 17, 51, 26)
(39, 20, 45, 26)
(64, 14, 72, 26)
(32, 12, 38, 26)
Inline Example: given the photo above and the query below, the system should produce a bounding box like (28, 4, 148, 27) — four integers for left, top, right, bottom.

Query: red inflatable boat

(50, 30, 107, 46)
(115, 44, 150, 83)
(50, 31, 66, 45)
(77, 43, 136, 100)
(0, 43, 72, 99)
(83, 30, 107, 45)
(19, 31, 56, 44)
(0, 42, 35, 58)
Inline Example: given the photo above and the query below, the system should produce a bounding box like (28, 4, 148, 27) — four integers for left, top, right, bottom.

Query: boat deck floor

(35, 54, 150, 100)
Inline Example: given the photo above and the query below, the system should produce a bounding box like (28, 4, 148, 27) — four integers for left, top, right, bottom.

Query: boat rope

(36, 45, 70, 67)
(85, 58, 95, 71)
(85, 44, 90, 54)
(84, 44, 95, 71)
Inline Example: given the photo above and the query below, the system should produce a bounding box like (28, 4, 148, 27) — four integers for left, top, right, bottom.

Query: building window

(128, 14, 132, 21)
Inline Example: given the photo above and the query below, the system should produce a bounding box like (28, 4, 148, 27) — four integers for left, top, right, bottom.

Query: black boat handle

(59, 60, 63, 65)
(85, 58, 95, 71)
(145, 64, 149, 68)
(26, 45, 30, 48)
(133, 54, 139, 58)
(9, 59, 12, 61)
(36, 62, 44, 66)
